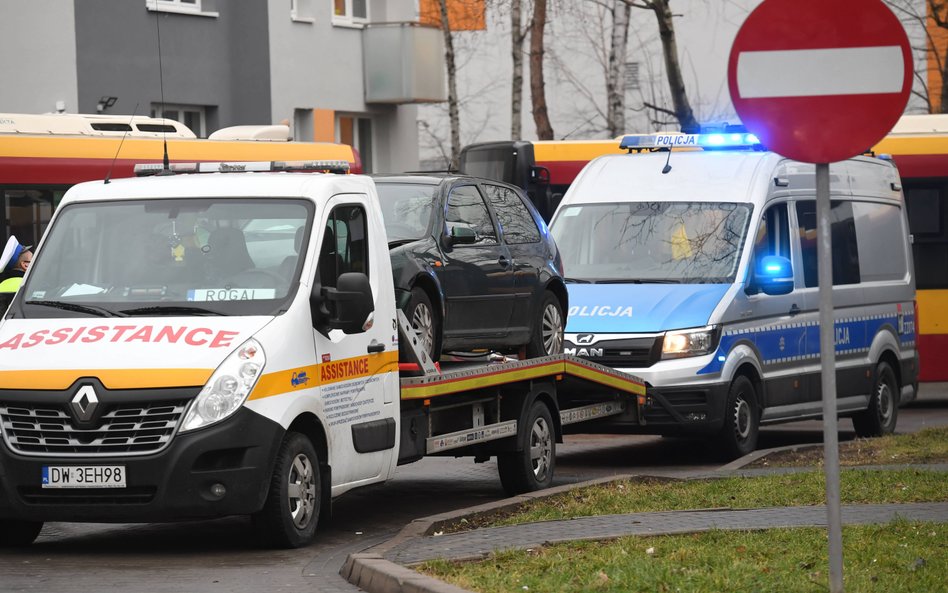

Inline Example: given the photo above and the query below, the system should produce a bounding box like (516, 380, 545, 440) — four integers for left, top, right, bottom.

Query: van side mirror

(753, 255, 794, 296)
(442, 225, 478, 248)
(311, 272, 375, 334)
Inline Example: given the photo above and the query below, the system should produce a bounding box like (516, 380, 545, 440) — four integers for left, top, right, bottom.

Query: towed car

(375, 174, 566, 361)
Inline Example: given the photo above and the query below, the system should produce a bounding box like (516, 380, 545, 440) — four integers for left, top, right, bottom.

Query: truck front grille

(0, 399, 190, 456)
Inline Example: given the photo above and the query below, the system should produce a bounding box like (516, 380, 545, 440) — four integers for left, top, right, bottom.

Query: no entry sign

(727, 0, 912, 164)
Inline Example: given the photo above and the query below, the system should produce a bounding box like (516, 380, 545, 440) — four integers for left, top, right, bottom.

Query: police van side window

(319, 204, 369, 288)
(796, 201, 861, 287)
(753, 203, 790, 280)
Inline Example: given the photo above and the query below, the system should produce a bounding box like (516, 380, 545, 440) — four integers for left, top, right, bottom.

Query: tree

(620, 0, 698, 131)
(510, 0, 528, 140)
(439, 0, 462, 169)
(530, 0, 555, 139)
(885, 0, 948, 113)
(606, 0, 631, 136)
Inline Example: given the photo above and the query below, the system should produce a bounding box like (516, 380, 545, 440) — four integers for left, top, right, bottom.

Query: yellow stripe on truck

(249, 351, 399, 401)
(0, 368, 212, 390)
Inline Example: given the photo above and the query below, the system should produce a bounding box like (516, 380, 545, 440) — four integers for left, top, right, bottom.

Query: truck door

(312, 195, 398, 487)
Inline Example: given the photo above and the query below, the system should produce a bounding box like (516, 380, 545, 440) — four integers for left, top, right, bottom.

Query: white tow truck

(0, 161, 645, 548)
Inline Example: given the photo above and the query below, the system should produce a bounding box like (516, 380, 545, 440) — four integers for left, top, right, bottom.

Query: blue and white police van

(550, 131, 918, 458)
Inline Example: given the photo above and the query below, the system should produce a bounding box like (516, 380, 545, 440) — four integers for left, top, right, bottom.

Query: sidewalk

(340, 457, 948, 593)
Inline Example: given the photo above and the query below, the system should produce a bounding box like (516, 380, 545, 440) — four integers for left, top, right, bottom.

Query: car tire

(0, 520, 43, 547)
(852, 361, 899, 437)
(717, 375, 759, 460)
(401, 287, 441, 363)
(497, 400, 556, 496)
(524, 292, 564, 359)
(252, 432, 320, 549)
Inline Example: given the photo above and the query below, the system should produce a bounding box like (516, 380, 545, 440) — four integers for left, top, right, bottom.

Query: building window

(152, 104, 207, 138)
(332, 0, 368, 26)
(291, 0, 315, 22)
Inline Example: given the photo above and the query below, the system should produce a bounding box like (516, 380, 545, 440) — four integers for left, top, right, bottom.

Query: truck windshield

(551, 202, 752, 283)
(18, 198, 313, 317)
(376, 183, 436, 243)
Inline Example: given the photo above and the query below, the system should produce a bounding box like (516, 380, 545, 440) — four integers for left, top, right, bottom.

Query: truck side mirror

(753, 255, 794, 296)
(320, 272, 375, 334)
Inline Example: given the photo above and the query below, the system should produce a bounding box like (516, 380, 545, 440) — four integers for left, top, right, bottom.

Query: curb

(718, 442, 825, 472)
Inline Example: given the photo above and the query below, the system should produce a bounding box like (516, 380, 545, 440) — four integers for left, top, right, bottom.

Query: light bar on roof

(133, 159, 350, 177)
(619, 132, 761, 151)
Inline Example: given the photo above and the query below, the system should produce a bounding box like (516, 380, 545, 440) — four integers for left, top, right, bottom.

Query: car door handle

(367, 342, 385, 354)
(498, 256, 509, 268)
(789, 304, 801, 317)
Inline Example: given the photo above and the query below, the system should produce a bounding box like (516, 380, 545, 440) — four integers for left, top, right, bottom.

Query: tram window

(905, 188, 941, 235)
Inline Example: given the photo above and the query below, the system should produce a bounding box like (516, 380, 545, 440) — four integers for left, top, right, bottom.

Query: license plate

(42, 466, 126, 489)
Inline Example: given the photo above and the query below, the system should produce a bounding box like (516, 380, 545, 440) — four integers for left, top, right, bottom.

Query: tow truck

(0, 161, 645, 548)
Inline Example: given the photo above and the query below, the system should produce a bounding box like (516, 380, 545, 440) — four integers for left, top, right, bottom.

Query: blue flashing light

(619, 131, 762, 151)
(758, 255, 792, 279)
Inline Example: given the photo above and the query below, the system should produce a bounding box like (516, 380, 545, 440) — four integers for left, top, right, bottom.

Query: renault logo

(71, 385, 99, 422)
(575, 334, 596, 345)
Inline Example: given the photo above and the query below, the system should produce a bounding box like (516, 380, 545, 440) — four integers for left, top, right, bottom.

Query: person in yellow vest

(0, 236, 32, 312)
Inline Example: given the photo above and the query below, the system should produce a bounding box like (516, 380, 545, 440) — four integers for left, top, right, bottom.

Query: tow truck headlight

(661, 326, 719, 360)
(180, 338, 265, 433)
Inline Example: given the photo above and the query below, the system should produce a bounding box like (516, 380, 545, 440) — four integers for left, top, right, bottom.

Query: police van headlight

(661, 326, 719, 360)
(180, 338, 266, 433)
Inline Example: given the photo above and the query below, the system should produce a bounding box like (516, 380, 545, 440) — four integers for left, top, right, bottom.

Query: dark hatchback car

(374, 174, 567, 361)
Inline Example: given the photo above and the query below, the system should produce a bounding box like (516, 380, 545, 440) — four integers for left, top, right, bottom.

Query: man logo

(575, 334, 596, 345)
(71, 385, 99, 422)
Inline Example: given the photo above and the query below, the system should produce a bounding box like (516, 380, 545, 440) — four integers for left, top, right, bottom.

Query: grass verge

(421, 521, 947, 593)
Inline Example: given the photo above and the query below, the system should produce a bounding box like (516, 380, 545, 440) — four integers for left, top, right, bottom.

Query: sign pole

(816, 161, 844, 593)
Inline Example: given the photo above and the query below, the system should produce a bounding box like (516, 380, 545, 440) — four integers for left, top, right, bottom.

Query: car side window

(445, 185, 498, 245)
(483, 184, 541, 244)
(753, 202, 791, 285)
(796, 200, 860, 287)
(319, 204, 369, 287)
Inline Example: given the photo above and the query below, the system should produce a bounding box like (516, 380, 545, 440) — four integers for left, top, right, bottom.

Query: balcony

(363, 22, 446, 104)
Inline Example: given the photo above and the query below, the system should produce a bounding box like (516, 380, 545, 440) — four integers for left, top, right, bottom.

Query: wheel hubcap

(733, 396, 751, 441)
(541, 304, 563, 355)
(287, 453, 316, 529)
(877, 380, 893, 425)
(530, 416, 552, 481)
(411, 303, 434, 357)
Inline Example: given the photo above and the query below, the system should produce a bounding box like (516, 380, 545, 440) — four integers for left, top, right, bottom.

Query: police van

(550, 132, 918, 458)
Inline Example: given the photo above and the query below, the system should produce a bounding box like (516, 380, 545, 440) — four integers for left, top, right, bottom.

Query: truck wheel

(524, 292, 564, 359)
(0, 520, 43, 547)
(717, 375, 759, 460)
(498, 400, 555, 496)
(852, 361, 899, 437)
(401, 287, 440, 362)
(252, 432, 320, 548)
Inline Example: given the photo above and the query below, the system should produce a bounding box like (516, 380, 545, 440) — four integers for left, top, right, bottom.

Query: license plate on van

(42, 466, 126, 489)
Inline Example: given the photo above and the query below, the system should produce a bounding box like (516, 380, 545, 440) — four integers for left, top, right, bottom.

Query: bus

(0, 112, 362, 248)
(460, 116, 948, 389)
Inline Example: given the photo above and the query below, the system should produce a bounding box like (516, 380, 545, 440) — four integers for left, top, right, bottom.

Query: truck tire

(0, 520, 43, 547)
(852, 361, 899, 437)
(717, 375, 759, 460)
(497, 400, 555, 496)
(524, 292, 564, 359)
(401, 287, 440, 362)
(252, 432, 320, 548)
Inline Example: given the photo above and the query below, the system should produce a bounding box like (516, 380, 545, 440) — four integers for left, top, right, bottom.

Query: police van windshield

(551, 202, 752, 283)
(18, 198, 313, 318)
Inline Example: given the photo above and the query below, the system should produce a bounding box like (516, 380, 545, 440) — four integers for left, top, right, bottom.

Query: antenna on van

(661, 149, 673, 174)
(154, 10, 171, 175)
(104, 103, 140, 185)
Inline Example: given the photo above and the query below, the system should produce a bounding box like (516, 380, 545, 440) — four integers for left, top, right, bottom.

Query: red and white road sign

(727, 0, 912, 164)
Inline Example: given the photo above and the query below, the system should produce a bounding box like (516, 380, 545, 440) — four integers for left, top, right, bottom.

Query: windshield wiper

(564, 277, 592, 284)
(596, 278, 681, 284)
(120, 305, 224, 316)
(26, 300, 125, 317)
(388, 238, 418, 249)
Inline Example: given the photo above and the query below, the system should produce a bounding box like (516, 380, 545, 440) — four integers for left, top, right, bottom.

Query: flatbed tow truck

(0, 161, 645, 548)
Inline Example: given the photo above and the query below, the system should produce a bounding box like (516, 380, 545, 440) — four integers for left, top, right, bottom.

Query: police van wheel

(718, 375, 759, 460)
(525, 292, 564, 359)
(0, 520, 43, 546)
(253, 432, 320, 548)
(852, 361, 899, 438)
(498, 400, 556, 496)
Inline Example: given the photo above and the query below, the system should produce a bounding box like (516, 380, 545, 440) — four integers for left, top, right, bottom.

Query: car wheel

(252, 432, 320, 548)
(497, 400, 556, 496)
(524, 292, 564, 359)
(717, 375, 759, 460)
(0, 520, 43, 547)
(852, 361, 899, 437)
(401, 287, 441, 362)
